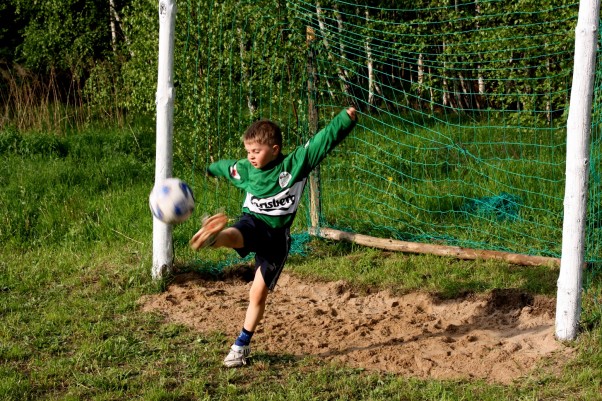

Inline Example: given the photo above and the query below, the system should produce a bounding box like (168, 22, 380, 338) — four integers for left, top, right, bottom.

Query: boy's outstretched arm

(300, 107, 358, 170)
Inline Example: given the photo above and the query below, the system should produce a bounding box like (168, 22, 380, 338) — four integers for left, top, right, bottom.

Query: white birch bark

(364, 8, 375, 107)
(334, 4, 349, 80)
(458, 71, 470, 109)
(109, 0, 117, 52)
(418, 53, 424, 99)
(475, 0, 484, 109)
(237, 27, 257, 115)
(317, 2, 351, 99)
(428, 66, 435, 111)
(418, 53, 424, 85)
(109, 0, 133, 56)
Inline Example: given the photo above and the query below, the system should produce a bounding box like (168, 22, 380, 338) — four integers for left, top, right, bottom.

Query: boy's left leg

(224, 268, 269, 368)
(243, 268, 269, 332)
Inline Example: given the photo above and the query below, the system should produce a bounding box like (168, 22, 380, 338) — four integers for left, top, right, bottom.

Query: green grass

(0, 125, 601, 400)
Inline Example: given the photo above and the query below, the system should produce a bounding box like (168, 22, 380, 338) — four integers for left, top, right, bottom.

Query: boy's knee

(250, 292, 267, 307)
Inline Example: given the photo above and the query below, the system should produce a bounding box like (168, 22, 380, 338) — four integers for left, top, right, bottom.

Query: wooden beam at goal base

(308, 227, 560, 268)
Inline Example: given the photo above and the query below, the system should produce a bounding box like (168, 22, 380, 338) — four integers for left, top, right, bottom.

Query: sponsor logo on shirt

(243, 179, 306, 216)
(250, 192, 295, 211)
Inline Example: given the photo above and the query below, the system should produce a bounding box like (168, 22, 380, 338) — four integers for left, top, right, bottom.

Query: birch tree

(316, 2, 353, 102)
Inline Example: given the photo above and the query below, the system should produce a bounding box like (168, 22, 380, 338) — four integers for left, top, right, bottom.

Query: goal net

(169, 1, 601, 277)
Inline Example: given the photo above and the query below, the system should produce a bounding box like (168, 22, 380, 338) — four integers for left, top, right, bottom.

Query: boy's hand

(346, 107, 357, 121)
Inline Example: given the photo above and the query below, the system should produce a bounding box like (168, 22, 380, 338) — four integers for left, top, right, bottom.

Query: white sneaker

(223, 344, 251, 367)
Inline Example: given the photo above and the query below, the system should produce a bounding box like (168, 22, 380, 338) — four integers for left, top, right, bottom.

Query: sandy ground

(139, 267, 574, 384)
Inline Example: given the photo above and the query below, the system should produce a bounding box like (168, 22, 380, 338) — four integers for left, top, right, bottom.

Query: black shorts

(232, 213, 291, 291)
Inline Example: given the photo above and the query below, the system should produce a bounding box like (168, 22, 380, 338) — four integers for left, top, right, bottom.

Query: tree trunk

(441, 41, 458, 110)
(334, 4, 349, 80)
(458, 71, 471, 109)
(109, 0, 117, 52)
(307, 26, 321, 228)
(364, 8, 375, 108)
(237, 27, 257, 116)
(417, 53, 424, 93)
(316, 2, 353, 102)
(475, 0, 485, 109)
(109, 0, 132, 56)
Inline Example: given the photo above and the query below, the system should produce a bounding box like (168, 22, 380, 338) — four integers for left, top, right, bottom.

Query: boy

(190, 107, 357, 367)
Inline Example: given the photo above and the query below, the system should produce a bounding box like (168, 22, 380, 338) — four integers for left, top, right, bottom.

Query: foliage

(120, 0, 158, 115)
(11, 0, 113, 75)
(1, 0, 131, 131)
(0, 2, 23, 63)
(1, 0, 582, 133)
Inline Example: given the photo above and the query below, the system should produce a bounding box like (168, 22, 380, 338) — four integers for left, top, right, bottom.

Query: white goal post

(555, 0, 601, 341)
(153, 0, 177, 279)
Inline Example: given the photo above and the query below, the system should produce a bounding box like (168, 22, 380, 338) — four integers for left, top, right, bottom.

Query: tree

(0, 2, 24, 64)
(11, 0, 113, 74)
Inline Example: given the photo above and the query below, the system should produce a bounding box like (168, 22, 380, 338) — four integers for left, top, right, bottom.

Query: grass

(0, 125, 601, 400)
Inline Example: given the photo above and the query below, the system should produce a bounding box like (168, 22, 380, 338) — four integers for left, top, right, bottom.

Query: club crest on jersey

(278, 171, 292, 188)
(229, 164, 241, 180)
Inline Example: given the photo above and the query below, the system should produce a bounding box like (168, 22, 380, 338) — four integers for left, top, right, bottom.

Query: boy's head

(242, 120, 282, 148)
(242, 120, 282, 169)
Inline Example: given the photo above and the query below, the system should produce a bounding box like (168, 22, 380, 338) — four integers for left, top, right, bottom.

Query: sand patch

(139, 269, 573, 384)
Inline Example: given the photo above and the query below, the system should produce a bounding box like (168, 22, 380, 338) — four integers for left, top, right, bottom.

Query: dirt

(139, 267, 574, 384)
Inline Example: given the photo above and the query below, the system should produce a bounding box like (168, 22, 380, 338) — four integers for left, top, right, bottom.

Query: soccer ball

(149, 178, 195, 225)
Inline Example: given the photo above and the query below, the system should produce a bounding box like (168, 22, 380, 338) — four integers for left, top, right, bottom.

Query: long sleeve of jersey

(207, 159, 249, 190)
(206, 109, 356, 228)
(294, 108, 357, 173)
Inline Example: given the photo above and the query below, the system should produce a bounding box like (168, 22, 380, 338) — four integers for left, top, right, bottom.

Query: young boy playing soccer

(190, 107, 357, 367)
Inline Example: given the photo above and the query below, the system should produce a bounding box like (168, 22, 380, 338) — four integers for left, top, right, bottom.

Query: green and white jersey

(207, 109, 356, 228)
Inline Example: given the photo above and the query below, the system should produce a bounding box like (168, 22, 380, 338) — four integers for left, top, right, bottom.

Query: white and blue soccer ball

(149, 178, 195, 225)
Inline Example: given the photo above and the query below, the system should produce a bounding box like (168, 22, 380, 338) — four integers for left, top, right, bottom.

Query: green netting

(172, 1, 601, 282)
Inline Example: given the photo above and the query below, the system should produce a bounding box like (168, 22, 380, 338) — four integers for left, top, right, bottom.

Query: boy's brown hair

(242, 120, 282, 148)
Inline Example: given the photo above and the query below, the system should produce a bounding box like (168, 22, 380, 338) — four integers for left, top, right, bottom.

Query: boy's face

(244, 140, 280, 169)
